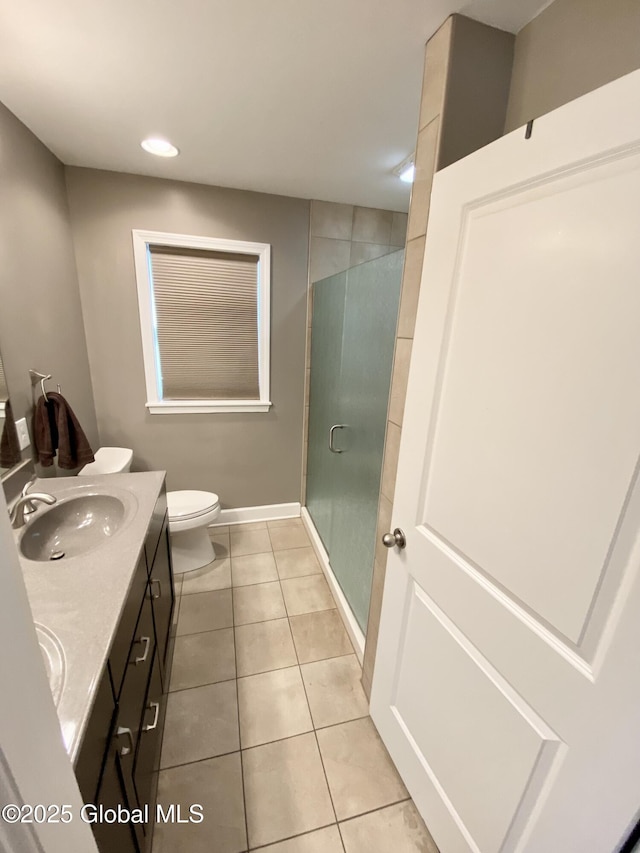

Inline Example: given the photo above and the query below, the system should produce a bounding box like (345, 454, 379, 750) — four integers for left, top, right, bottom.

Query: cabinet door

(76, 666, 116, 805)
(119, 590, 156, 772)
(93, 737, 140, 853)
(109, 554, 148, 698)
(149, 519, 174, 691)
(134, 648, 164, 819)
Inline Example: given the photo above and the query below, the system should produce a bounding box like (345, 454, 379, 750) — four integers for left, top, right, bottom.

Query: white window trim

(132, 229, 272, 414)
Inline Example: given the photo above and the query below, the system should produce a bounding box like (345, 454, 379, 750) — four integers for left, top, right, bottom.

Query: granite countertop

(15, 471, 166, 764)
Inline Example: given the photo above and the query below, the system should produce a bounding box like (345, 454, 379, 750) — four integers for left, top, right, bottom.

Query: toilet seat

(167, 490, 220, 522)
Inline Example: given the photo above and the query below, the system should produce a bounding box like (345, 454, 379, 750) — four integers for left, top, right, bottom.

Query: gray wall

(0, 102, 98, 463)
(437, 15, 514, 171)
(65, 168, 309, 508)
(505, 0, 640, 133)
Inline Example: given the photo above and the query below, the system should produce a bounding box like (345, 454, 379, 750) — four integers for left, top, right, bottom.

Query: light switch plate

(15, 418, 31, 451)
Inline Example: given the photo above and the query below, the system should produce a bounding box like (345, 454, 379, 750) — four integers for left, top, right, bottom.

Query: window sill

(146, 400, 272, 414)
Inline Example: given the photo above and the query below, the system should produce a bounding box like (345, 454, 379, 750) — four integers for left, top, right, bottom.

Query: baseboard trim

(301, 506, 365, 664)
(210, 502, 301, 527)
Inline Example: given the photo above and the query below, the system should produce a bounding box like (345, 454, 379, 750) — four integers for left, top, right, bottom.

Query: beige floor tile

(289, 610, 353, 663)
(177, 589, 233, 635)
(231, 551, 278, 587)
(153, 753, 247, 853)
(243, 732, 335, 848)
(230, 528, 273, 557)
(281, 575, 335, 616)
(210, 531, 231, 561)
(267, 518, 304, 530)
(161, 680, 239, 768)
(235, 618, 297, 677)
(274, 547, 322, 580)
(269, 525, 311, 551)
(230, 520, 268, 530)
(170, 628, 236, 691)
(180, 558, 231, 595)
(256, 825, 343, 853)
(233, 582, 286, 626)
(208, 524, 229, 535)
(238, 666, 313, 748)
(317, 717, 408, 820)
(340, 801, 438, 853)
(301, 655, 369, 728)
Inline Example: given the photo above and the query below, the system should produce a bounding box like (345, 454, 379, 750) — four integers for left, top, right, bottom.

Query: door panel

(393, 586, 559, 853)
(422, 157, 640, 643)
(330, 252, 402, 629)
(371, 69, 640, 853)
(306, 270, 347, 552)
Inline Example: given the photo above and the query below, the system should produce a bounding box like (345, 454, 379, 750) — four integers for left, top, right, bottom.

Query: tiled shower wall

(300, 202, 408, 503)
(361, 15, 515, 696)
(299, 15, 513, 698)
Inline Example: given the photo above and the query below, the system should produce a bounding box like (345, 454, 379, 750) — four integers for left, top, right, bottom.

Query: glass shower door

(306, 269, 347, 554)
(306, 251, 403, 632)
(330, 252, 402, 630)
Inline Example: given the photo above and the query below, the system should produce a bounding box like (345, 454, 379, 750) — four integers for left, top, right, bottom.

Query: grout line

(237, 715, 370, 754)
(172, 624, 233, 639)
(176, 622, 234, 638)
(168, 674, 237, 694)
(159, 747, 243, 772)
(284, 604, 336, 619)
(247, 821, 339, 852)
(231, 570, 252, 851)
(336, 797, 413, 827)
(232, 570, 322, 589)
(314, 714, 370, 733)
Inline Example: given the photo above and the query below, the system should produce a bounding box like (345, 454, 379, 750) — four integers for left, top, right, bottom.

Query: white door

(370, 69, 640, 853)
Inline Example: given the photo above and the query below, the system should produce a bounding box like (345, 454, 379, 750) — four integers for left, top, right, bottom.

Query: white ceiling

(0, 0, 549, 211)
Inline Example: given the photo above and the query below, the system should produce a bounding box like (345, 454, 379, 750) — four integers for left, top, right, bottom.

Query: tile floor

(152, 518, 439, 853)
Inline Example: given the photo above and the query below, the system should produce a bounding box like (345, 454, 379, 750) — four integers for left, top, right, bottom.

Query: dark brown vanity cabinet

(76, 489, 175, 853)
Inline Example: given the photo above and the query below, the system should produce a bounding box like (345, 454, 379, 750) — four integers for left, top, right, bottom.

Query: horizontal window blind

(149, 246, 260, 400)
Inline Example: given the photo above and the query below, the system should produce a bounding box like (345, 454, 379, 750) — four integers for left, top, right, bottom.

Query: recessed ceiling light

(393, 153, 415, 184)
(141, 137, 179, 157)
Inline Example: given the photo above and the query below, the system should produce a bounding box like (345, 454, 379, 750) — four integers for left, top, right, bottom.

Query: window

(132, 230, 271, 414)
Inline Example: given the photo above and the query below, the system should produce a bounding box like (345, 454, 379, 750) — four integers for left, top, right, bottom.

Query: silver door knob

(382, 528, 406, 549)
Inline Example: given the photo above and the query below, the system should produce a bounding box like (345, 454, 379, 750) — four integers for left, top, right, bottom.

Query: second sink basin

(20, 494, 127, 561)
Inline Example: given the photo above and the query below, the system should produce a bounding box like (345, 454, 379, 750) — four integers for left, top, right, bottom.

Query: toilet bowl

(78, 446, 133, 475)
(78, 447, 220, 574)
(166, 490, 221, 574)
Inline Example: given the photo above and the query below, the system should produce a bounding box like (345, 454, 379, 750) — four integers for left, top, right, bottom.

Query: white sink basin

(20, 494, 127, 561)
(35, 623, 66, 707)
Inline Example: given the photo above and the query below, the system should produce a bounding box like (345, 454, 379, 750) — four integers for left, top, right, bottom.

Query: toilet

(165, 490, 221, 575)
(79, 447, 220, 574)
(78, 446, 133, 475)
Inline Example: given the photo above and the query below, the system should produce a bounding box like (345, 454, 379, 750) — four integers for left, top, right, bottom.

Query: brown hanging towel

(0, 399, 22, 468)
(33, 391, 95, 469)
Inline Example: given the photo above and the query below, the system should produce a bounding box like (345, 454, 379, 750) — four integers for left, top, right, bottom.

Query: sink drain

(49, 551, 65, 561)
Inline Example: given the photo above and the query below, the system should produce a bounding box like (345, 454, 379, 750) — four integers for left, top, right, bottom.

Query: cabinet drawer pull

(151, 579, 162, 600)
(133, 635, 150, 665)
(116, 726, 134, 757)
(144, 701, 160, 732)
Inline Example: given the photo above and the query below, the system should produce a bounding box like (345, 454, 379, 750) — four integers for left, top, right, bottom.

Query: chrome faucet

(10, 492, 57, 529)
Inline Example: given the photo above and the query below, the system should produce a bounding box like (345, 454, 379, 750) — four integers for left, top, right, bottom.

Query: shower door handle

(329, 424, 346, 453)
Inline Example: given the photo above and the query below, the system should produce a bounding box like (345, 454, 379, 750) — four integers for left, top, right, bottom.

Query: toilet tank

(78, 447, 133, 475)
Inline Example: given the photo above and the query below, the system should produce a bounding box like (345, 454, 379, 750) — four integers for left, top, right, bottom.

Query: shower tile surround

(153, 520, 438, 853)
(359, 15, 515, 696)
